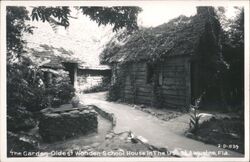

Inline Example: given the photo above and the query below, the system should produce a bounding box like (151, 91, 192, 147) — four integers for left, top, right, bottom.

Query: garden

(5, 5, 245, 158)
(6, 6, 174, 157)
(185, 96, 244, 154)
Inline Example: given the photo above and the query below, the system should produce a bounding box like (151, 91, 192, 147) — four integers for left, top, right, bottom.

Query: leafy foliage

(46, 70, 75, 107)
(7, 60, 49, 112)
(189, 96, 203, 134)
(107, 82, 123, 101)
(219, 8, 244, 108)
(80, 7, 142, 31)
(31, 6, 142, 32)
(192, 117, 244, 154)
(107, 64, 127, 101)
(7, 5, 140, 111)
(7, 7, 34, 62)
(31, 6, 71, 28)
(83, 76, 110, 93)
(7, 6, 52, 113)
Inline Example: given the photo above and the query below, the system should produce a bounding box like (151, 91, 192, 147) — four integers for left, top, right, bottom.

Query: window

(146, 63, 163, 86)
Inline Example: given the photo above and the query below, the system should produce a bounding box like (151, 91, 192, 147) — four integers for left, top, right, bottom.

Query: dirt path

(80, 92, 244, 157)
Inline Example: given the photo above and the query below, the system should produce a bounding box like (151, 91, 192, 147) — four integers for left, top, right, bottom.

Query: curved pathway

(80, 92, 244, 157)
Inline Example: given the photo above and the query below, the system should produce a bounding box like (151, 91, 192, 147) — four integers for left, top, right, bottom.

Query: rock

(7, 107, 37, 132)
(82, 145, 91, 150)
(105, 134, 113, 139)
(46, 113, 60, 118)
(39, 108, 98, 142)
(131, 138, 139, 144)
(91, 142, 100, 148)
(82, 110, 90, 114)
(40, 108, 54, 114)
(70, 110, 80, 114)
(158, 147, 168, 153)
(71, 144, 81, 150)
(140, 104, 146, 108)
(119, 132, 130, 140)
(7, 131, 39, 157)
(137, 136, 148, 143)
(197, 136, 203, 140)
(61, 112, 71, 116)
(185, 132, 195, 138)
(198, 113, 215, 124)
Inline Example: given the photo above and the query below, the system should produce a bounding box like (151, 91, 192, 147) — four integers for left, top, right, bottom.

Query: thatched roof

(26, 44, 82, 69)
(100, 7, 220, 64)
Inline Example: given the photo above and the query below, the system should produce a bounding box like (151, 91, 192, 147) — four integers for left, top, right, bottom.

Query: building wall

(120, 56, 191, 110)
(77, 69, 111, 91)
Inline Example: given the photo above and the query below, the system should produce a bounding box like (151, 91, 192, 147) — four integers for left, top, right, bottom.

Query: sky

(24, 5, 238, 66)
(138, 4, 196, 27)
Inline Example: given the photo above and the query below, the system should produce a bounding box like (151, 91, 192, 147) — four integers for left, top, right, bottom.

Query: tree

(220, 8, 244, 108)
(7, 7, 34, 62)
(7, 7, 36, 109)
(7, 6, 142, 110)
(31, 6, 142, 31)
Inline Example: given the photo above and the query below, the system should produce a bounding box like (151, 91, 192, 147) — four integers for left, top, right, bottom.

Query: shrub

(25, 86, 49, 112)
(83, 76, 110, 93)
(7, 107, 37, 132)
(46, 70, 75, 107)
(107, 82, 122, 101)
(192, 117, 244, 154)
(57, 82, 75, 104)
(107, 64, 126, 101)
(7, 61, 75, 111)
(7, 62, 49, 112)
(189, 96, 203, 134)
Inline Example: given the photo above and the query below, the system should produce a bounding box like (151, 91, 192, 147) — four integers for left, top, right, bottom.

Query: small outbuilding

(100, 7, 227, 110)
(27, 44, 111, 91)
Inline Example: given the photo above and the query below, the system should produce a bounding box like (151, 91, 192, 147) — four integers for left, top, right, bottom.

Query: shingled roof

(100, 7, 220, 64)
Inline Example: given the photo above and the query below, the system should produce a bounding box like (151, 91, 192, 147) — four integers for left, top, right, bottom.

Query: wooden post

(73, 63, 78, 90)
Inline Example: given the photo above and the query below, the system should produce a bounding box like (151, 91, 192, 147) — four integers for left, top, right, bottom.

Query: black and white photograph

(0, 0, 249, 161)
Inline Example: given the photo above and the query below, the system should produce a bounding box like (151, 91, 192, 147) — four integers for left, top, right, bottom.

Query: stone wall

(39, 108, 98, 142)
(89, 105, 116, 127)
(77, 69, 111, 91)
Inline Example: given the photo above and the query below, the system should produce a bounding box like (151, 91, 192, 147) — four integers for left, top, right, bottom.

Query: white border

(1, 1, 249, 162)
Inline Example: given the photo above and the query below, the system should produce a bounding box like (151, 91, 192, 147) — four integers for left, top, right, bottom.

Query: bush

(192, 117, 244, 154)
(7, 131, 39, 157)
(45, 70, 75, 107)
(107, 82, 122, 101)
(7, 62, 49, 112)
(189, 95, 203, 134)
(107, 65, 126, 101)
(7, 61, 74, 111)
(58, 82, 75, 104)
(25, 86, 49, 112)
(7, 107, 37, 132)
(83, 76, 110, 93)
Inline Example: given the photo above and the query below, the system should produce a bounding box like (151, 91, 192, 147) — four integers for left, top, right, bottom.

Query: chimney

(196, 6, 216, 17)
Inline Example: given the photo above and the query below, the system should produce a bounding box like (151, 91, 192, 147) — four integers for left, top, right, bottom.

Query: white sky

(24, 5, 239, 66)
(138, 5, 196, 27)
